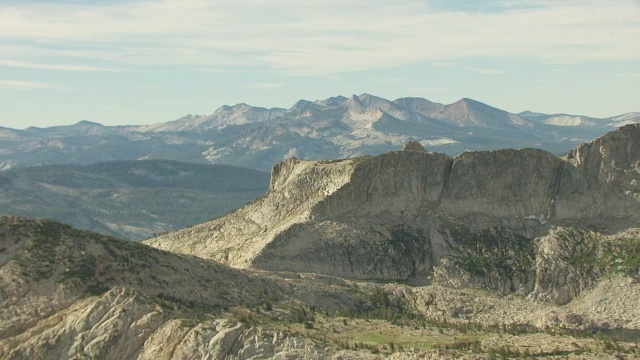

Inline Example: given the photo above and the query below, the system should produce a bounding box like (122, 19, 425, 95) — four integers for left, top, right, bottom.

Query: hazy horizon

(1, 0, 638, 129)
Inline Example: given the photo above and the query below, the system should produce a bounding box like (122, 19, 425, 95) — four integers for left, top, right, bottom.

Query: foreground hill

(2, 216, 639, 359)
(147, 124, 640, 306)
(0, 160, 269, 239)
(1, 94, 637, 171)
(0, 216, 369, 359)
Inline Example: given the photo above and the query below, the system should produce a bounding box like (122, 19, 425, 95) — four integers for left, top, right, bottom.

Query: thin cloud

(432, 62, 462, 68)
(0, 0, 637, 75)
(0, 80, 69, 90)
(194, 68, 258, 74)
(0, 60, 125, 72)
(247, 83, 284, 90)
(372, 77, 407, 84)
(139, 83, 161, 89)
(468, 68, 506, 75)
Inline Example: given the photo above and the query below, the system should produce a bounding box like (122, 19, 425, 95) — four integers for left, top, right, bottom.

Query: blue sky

(0, 0, 638, 128)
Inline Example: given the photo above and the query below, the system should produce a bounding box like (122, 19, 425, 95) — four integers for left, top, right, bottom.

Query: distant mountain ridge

(1, 94, 637, 171)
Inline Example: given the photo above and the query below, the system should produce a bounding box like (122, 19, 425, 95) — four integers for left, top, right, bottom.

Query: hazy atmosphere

(3, 2, 640, 359)
(1, 0, 638, 128)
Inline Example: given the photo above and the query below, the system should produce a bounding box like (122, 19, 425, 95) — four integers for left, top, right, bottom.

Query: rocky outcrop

(147, 124, 640, 303)
(2, 216, 640, 359)
(561, 124, 640, 220)
(0, 216, 393, 359)
(401, 141, 427, 152)
(0, 287, 367, 360)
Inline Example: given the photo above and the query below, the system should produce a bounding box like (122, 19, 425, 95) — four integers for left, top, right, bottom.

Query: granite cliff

(147, 124, 640, 304)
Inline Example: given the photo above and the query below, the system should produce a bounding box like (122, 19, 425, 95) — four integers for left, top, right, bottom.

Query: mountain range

(2, 94, 637, 171)
(2, 125, 639, 359)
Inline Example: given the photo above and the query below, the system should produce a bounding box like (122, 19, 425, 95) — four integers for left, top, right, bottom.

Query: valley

(0, 160, 269, 240)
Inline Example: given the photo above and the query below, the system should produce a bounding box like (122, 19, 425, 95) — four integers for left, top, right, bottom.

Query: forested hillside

(0, 160, 270, 239)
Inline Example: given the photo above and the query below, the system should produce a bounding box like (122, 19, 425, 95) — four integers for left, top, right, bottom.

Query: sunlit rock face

(147, 124, 640, 303)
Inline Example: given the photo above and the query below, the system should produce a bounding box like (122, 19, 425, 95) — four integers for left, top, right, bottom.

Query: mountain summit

(1, 94, 637, 171)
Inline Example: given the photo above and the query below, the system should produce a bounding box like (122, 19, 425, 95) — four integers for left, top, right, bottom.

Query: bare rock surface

(1, 216, 639, 359)
(147, 124, 640, 305)
(401, 141, 427, 152)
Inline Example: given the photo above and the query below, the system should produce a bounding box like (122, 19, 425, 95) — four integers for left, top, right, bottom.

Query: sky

(0, 0, 638, 129)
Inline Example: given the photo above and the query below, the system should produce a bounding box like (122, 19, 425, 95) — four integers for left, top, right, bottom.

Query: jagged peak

(393, 96, 438, 105)
(347, 94, 362, 104)
(214, 103, 264, 112)
(340, 94, 366, 112)
(357, 93, 395, 108)
(393, 97, 445, 115)
(214, 105, 233, 113)
(175, 114, 201, 121)
(340, 93, 399, 115)
(401, 141, 427, 152)
(290, 99, 313, 111)
(566, 122, 640, 163)
(231, 103, 254, 110)
(583, 122, 639, 144)
(358, 93, 385, 102)
(617, 122, 640, 132)
(448, 97, 490, 109)
(449, 97, 473, 108)
(315, 95, 348, 107)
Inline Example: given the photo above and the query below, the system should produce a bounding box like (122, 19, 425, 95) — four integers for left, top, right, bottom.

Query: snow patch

(203, 146, 233, 162)
(420, 138, 459, 146)
(608, 119, 640, 127)
(523, 214, 547, 225)
(543, 116, 595, 127)
(0, 160, 16, 171)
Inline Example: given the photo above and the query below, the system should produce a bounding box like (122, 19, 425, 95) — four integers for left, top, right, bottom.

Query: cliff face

(147, 124, 640, 303)
(560, 124, 640, 220)
(2, 287, 357, 360)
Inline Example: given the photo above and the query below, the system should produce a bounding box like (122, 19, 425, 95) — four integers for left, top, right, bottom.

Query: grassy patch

(441, 225, 535, 290)
(600, 236, 640, 279)
(555, 228, 640, 280)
